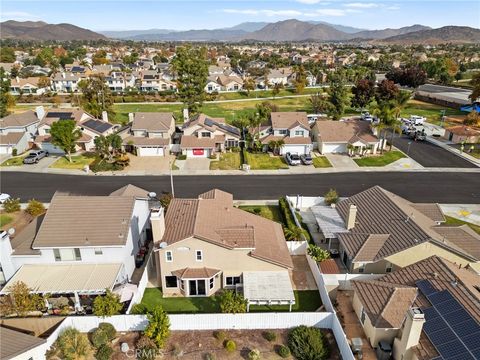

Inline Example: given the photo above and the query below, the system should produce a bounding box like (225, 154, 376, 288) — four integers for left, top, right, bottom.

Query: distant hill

(378, 26, 480, 44)
(129, 29, 247, 41)
(224, 22, 269, 32)
(309, 21, 365, 34)
(101, 29, 177, 39)
(353, 24, 431, 40)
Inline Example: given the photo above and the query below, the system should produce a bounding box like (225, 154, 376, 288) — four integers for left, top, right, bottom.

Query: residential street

(2, 171, 479, 203)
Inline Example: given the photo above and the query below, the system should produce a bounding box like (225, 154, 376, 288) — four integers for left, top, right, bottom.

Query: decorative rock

(121, 342, 129, 353)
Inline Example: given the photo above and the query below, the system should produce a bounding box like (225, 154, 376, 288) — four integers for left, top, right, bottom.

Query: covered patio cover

(243, 271, 295, 311)
(311, 205, 349, 246)
(0, 263, 123, 295)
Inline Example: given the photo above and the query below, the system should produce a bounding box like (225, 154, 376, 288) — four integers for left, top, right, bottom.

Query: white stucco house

(0, 107, 42, 154)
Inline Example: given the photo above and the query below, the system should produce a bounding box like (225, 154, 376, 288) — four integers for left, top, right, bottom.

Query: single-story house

(443, 125, 480, 144)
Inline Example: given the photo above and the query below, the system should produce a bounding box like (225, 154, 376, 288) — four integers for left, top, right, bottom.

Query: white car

(409, 115, 427, 125)
(0, 193, 11, 204)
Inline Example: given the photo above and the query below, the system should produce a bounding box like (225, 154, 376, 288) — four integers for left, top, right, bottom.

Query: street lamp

(407, 141, 413, 156)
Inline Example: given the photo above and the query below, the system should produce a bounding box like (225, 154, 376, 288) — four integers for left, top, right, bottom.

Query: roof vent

(118, 233, 124, 238)
(122, 218, 127, 225)
(432, 272, 438, 279)
(451, 277, 458, 287)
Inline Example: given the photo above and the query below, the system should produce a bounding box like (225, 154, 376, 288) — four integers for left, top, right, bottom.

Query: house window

(44, 128, 50, 134)
(196, 250, 203, 262)
(94, 249, 103, 255)
(295, 130, 304, 136)
(278, 129, 287, 135)
(165, 276, 178, 288)
(208, 85, 213, 91)
(201, 132, 211, 138)
(225, 276, 242, 286)
(165, 251, 173, 262)
(209, 277, 214, 290)
(360, 307, 366, 325)
(385, 262, 393, 273)
(225, 139, 238, 148)
(53, 248, 81, 262)
(358, 263, 366, 273)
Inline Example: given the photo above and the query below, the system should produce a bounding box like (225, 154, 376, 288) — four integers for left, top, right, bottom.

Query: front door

(188, 279, 207, 296)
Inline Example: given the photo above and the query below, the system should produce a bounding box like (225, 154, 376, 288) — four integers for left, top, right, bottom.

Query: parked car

(361, 111, 373, 122)
(285, 152, 301, 166)
(0, 193, 11, 204)
(409, 115, 426, 125)
(408, 129, 426, 141)
(23, 150, 49, 164)
(300, 154, 313, 165)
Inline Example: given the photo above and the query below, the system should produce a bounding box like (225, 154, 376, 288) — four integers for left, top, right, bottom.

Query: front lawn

(443, 215, 480, 235)
(0, 214, 13, 228)
(209, 152, 241, 170)
(1, 155, 27, 167)
(400, 100, 464, 126)
(354, 150, 406, 167)
(139, 289, 321, 313)
(49, 153, 95, 170)
(313, 156, 332, 168)
(238, 205, 284, 224)
(246, 152, 289, 170)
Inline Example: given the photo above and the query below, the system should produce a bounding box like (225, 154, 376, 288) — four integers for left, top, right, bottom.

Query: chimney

(128, 113, 134, 123)
(150, 207, 166, 243)
(346, 204, 357, 230)
(183, 108, 189, 123)
(102, 111, 108, 123)
(35, 106, 45, 120)
(394, 308, 425, 360)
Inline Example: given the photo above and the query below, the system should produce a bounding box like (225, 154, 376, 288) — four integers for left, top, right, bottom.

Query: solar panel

(46, 112, 73, 120)
(451, 319, 480, 337)
(463, 333, 480, 350)
(443, 309, 475, 325)
(429, 290, 455, 305)
(82, 119, 112, 134)
(416, 279, 437, 296)
(436, 299, 463, 315)
(423, 307, 440, 320)
(425, 328, 456, 344)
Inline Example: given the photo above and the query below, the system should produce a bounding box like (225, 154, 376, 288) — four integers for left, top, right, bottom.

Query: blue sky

(1, 1, 479, 31)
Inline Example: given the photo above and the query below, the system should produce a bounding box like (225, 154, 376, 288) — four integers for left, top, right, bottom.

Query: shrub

(136, 336, 158, 360)
(278, 345, 291, 358)
(324, 189, 339, 205)
(213, 330, 226, 342)
(130, 303, 147, 314)
(253, 207, 262, 214)
(224, 340, 236, 353)
(248, 349, 261, 360)
(12, 148, 17, 156)
(263, 331, 277, 342)
(172, 343, 184, 357)
(98, 322, 116, 341)
(278, 198, 296, 229)
(288, 326, 329, 360)
(2, 197, 20, 213)
(25, 199, 45, 216)
(93, 289, 123, 317)
(217, 290, 247, 314)
(56, 327, 92, 360)
(209, 154, 217, 159)
(177, 154, 187, 160)
(307, 245, 331, 262)
(144, 305, 170, 349)
(91, 328, 109, 348)
(95, 344, 113, 360)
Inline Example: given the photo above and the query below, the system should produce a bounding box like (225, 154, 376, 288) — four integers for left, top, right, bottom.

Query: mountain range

(1, 19, 479, 44)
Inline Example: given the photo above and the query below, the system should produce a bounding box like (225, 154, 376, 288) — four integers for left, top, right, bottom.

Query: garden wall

(126, 255, 151, 314)
(286, 241, 307, 255)
(286, 195, 324, 209)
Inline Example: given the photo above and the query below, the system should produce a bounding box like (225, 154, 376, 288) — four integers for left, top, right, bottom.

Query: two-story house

(51, 72, 82, 93)
(120, 112, 175, 156)
(0, 107, 42, 154)
(152, 189, 295, 310)
(259, 112, 312, 155)
(105, 72, 136, 92)
(180, 114, 241, 158)
(0, 185, 152, 301)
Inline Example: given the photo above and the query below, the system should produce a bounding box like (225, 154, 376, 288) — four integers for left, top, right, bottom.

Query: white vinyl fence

(286, 241, 307, 255)
(322, 273, 383, 290)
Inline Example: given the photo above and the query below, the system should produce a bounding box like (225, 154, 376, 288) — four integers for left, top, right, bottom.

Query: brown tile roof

(446, 125, 480, 136)
(10, 76, 41, 88)
(270, 112, 309, 130)
(354, 234, 390, 262)
(39, 108, 91, 126)
(10, 215, 43, 256)
(32, 194, 136, 248)
(109, 184, 150, 198)
(161, 189, 293, 269)
(183, 114, 240, 138)
(260, 134, 312, 145)
(0, 110, 39, 128)
(0, 326, 46, 360)
(131, 112, 173, 132)
(319, 258, 340, 274)
(123, 135, 170, 147)
(433, 225, 480, 260)
(35, 132, 92, 144)
(351, 280, 417, 328)
(411, 203, 445, 222)
(180, 135, 216, 148)
(0, 132, 24, 146)
(172, 267, 221, 279)
(313, 119, 378, 143)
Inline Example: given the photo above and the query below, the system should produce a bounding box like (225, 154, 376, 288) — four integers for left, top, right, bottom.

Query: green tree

(244, 77, 256, 95)
(309, 93, 332, 114)
(464, 111, 479, 126)
(144, 306, 170, 349)
(272, 82, 283, 99)
(294, 65, 308, 94)
(284, 226, 307, 241)
(55, 327, 92, 360)
(268, 139, 285, 155)
(470, 72, 480, 103)
(327, 73, 350, 120)
(94, 134, 122, 162)
(0, 47, 15, 62)
(0, 68, 15, 117)
(2, 197, 21, 213)
(77, 75, 115, 119)
(288, 326, 329, 360)
(218, 290, 247, 313)
(0, 281, 36, 317)
(370, 102, 397, 153)
(93, 289, 123, 317)
(171, 45, 209, 114)
(307, 245, 331, 262)
(324, 188, 339, 205)
(50, 120, 82, 163)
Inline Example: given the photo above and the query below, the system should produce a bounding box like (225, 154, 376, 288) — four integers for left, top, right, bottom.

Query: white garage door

(186, 148, 210, 158)
(0, 145, 12, 154)
(137, 147, 164, 156)
(282, 145, 308, 155)
(321, 143, 347, 154)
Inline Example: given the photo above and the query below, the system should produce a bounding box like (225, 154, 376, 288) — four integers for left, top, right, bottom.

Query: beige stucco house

(152, 189, 295, 307)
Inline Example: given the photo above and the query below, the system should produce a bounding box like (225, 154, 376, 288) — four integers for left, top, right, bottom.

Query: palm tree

(268, 139, 285, 155)
(284, 226, 307, 241)
(393, 90, 411, 120)
(370, 103, 396, 154)
(248, 113, 263, 152)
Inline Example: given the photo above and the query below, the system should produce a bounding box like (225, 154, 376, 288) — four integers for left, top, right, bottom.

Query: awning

(243, 271, 295, 311)
(311, 205, 349, 239)
(0, 263, 123, 295)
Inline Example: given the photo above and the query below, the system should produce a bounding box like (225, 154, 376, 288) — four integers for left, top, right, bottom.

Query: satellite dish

(159, 242, 168, 249)
(148, 192, 157, 199)
(7, 228, 15, 236)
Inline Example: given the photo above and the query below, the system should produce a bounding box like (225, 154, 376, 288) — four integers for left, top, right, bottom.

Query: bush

(217, 290, 247, 314)
(130, 303, 147, 314)
(288, 326, 329, 360)
(324, 189, 339, 205)
(25, 199, 45, 216)
(263, 331, 277, 342)
(93, 290, 123, 317)
(224, 340, 236, 353)
(307, 244, 331, 262)
(248, 349, 261, 360)
(213, 330, 226, 342)
(95, 344, 113, 360)
(279, 197, 297, 229)
(278, 345, 291, 358)
(90, 157, 125, 172)
(136, 336, 158, 360)
(91, 328, 109, 348)
(177, 154, 187, 160)
(12, 148, 17, 156)
(144, 305, 170, 349)
(209, 154, 217, 159)
(55, 327, 92, 359)
(253, 207, 262, 214)
(242, 148, 249, 165)
(98, 322, 116, 341)
(3, 197, 20, 213)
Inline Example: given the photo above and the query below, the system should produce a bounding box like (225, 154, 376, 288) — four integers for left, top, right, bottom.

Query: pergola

(311, 205, 349, 249)
(242, 271, 295, 312)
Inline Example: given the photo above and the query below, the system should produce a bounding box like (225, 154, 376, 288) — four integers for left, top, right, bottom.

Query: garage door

(282, 145, 308, 155)
(321, 143, 347, 154)
(187, 148, 210, 158)
(137, 147, 164, 156)
(0, 146, 12, 154)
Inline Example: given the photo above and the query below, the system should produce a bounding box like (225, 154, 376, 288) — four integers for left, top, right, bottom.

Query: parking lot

(390, 133, 477, 168)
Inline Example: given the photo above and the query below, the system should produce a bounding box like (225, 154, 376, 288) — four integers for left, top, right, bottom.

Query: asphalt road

(2, 172, 480, 203)
(390, 133, 477, 168)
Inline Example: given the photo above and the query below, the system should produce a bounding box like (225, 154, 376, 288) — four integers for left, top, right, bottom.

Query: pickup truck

(23, 150, 49, 164)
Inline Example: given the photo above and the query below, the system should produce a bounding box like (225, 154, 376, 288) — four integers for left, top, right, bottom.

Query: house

(256, 68, 292, 88)
(120, 112, 175, 156)
(0, 326, 48, 360)
(259, 112, 312, 155)
(181, 114, 241, 158)
(152, 189, 295, 309)
(9, 77, 49, 95)
(444, 125, 480, 144)
(105, 72, 136, 92)
(327, 186, 480, 274)
(311, 119, 382, 155)
(349, 255, 480, 360)
(205, 77, 222, 93)
(51, 72, 81, 93)
(0, 184, 152, 303)
(0, 107, 42, 154)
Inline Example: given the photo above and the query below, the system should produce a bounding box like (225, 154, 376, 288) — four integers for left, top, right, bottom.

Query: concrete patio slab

(324, 154, 359, 169)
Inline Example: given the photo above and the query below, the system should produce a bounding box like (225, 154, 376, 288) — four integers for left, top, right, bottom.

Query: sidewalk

(427, 136, 480, 167)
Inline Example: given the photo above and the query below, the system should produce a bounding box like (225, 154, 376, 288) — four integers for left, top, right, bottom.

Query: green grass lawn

(0, 155, 27, 167)
(238, 205, 284, 224)
(442, 215, 480, 235)
(215, 87, 321, 101)
(0, 214, 13, 228)
(354, 150, 406, 167)
(246, 152, 289, 170)
(209, 152, 241, 170)
(49, 153, 96, 169)
(312, 156, 332, 168)
(400, 100, 464, 126)
(139, 288, 321, 313)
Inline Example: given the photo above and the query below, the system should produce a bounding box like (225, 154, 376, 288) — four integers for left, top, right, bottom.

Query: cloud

(295, 0, 324, 4)
(344, 3, 380, 8)
(1, 11, 41, 21)
(220, 8, 348, 17)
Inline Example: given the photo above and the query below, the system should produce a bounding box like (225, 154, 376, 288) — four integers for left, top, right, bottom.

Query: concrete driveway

(324, 153, 358, 169)
(3, 155, 59, 172)
(177, 158, 211, 171)
(122, 154, 174, 173)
